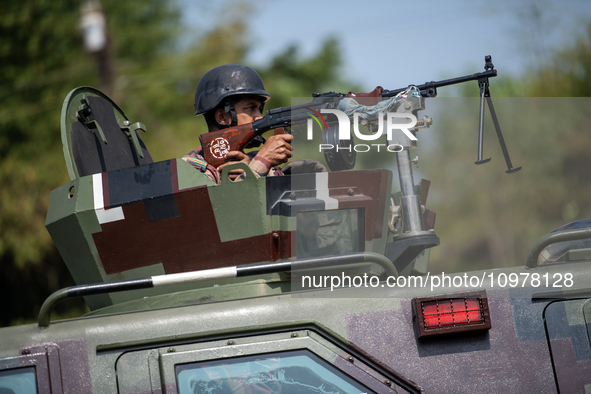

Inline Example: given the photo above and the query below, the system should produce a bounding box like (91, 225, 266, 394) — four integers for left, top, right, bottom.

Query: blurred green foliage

(420, 97, 591, 273)
(0, 0, 348, 326)
(527, 22, 591, 97)
(0, 0, 183, 326)
(421, 22, 591, 273)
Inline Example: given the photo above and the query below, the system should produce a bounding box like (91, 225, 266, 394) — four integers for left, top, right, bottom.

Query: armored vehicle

(1, 61, 591, 393)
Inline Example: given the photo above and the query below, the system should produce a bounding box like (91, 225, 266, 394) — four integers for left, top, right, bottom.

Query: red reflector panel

(422, 299, 483, 328)
(413, 291, 491, 338)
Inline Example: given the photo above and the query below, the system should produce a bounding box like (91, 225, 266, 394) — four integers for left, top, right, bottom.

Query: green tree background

(1, 0, 590, 325)
(0, 0, 349, 326)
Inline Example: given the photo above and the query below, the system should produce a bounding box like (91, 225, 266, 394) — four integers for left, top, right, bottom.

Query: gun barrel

(382, 69, 497, 98)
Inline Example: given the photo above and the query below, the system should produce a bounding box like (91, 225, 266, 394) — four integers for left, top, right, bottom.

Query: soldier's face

(216, 96, 264, 127)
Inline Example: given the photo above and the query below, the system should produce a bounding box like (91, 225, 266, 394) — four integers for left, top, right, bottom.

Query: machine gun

(199, 56, 522, 271)
(200, 56, 520, 174)
(199, 95, 341, 168)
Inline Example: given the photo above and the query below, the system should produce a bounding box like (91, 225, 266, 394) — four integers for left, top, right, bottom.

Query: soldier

(184, 64, 293, 183)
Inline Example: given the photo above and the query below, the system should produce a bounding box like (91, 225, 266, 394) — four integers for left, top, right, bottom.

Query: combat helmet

(194, 64, 270, 122)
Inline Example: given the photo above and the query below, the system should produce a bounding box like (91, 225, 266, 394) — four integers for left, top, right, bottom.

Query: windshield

(176, 350, 373, 394)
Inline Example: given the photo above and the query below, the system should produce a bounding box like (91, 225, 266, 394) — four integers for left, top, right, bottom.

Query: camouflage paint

(6, 264, 591, 393)
(47, 154, 395, 311)
(345, 290, 557, 393)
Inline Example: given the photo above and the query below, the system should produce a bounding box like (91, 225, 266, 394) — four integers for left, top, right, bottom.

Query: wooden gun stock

(198, 123, 256, 168)
(199, 124, 288, 168)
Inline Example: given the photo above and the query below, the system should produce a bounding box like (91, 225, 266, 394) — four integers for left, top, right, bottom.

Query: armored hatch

(60, 86, 153, 179)
(46, 87, 408, 310)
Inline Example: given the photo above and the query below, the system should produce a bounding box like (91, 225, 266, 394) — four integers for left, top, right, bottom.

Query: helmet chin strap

(215, 96, 265, 130)
(216, 98, 238, 129)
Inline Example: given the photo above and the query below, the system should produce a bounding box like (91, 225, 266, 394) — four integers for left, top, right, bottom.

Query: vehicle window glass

(0, 367, 37, 394)
(176, 349, 373, 394)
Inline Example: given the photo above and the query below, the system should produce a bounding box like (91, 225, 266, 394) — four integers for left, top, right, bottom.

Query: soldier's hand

(256, 134, 294, 167)
(218, 151, 250, 181)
